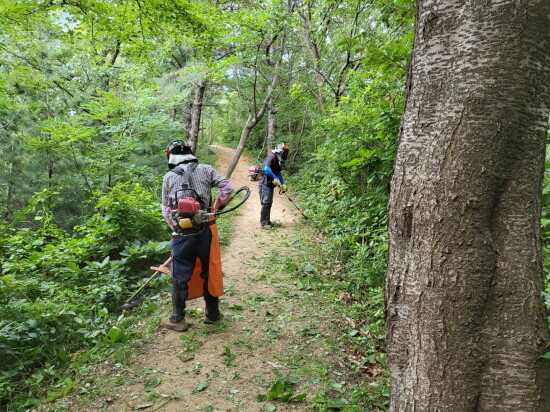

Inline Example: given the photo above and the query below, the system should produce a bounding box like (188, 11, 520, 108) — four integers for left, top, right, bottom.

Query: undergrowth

(0, 144, 229, 410)
(270, 229, 390, 411)
(0, 183, 171, 410)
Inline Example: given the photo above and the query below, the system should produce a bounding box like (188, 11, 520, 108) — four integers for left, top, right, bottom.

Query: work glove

(272, 178, 281, 187)
(213, 196, 227, 211)
(280, 184, 287, 193)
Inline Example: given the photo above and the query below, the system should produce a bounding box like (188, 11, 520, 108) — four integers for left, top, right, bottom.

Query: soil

(52, 146, 335, 412)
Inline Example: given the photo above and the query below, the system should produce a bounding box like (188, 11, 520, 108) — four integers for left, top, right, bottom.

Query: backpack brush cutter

(170, 186, 250, 235)
(117, 186, 251, 312)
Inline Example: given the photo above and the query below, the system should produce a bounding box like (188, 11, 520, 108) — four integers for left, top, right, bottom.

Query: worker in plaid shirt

(161, 140, 233, 332)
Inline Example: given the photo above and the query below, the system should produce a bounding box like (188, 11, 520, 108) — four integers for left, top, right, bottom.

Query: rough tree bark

(385, 1, 550, 411)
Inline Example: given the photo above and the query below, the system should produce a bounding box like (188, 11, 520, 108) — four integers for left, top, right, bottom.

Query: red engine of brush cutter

(173, 197, 203, 232)
(248, 165, 262, 181)
(178, 197, 201, 214)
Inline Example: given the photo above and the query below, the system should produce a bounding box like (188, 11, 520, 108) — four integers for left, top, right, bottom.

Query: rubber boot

(260, 205, 271, 229)
(162, 285, 189, 332)
(204, 295, 221, 324)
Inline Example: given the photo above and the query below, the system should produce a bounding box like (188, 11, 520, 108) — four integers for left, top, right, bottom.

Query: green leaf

(144, 377, 162, 391)
(292, 393, 307, 401)
(328, 398, 349, 408)
(67, 262, 80, 272)
(303, 264, 315, 273)
(102, 326, 125, 344)
(193, 381, 207, 393)
(57, 349, 69, 363)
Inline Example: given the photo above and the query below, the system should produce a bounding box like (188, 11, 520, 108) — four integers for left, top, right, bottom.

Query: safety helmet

(271, 143, 289, 161)
(166, 140, 197, 169)
(166, 140, 194, 157)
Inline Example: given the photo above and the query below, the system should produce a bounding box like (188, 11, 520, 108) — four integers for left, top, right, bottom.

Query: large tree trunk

(385, 1, 550, 411)
(188, 78, 207, 154)
(266, 96, 277, 151)
(5, 155, 15, 217)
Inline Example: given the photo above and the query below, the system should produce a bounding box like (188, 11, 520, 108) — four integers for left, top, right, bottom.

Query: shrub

(0, 182, 169, 408)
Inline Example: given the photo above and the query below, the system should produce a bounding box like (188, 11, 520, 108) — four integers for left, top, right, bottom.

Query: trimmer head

(117, 299, 142, 312)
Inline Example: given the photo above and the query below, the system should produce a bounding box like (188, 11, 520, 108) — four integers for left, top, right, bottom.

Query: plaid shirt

(161, 163, 233, 227)
(162, 163, 232, 207)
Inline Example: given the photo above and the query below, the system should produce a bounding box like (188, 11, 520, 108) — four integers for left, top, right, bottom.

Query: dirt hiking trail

(59, 146, 336, 412)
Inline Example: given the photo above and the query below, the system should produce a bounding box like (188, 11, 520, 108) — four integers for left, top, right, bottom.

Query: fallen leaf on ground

(134, 403, 154, 410)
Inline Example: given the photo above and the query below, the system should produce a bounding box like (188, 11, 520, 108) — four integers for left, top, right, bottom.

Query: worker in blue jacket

(259, 143, 289, 229)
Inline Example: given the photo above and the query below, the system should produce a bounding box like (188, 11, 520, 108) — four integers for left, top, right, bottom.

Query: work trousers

(259, 183, 274, 225)
(170, 227, 219, 320)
